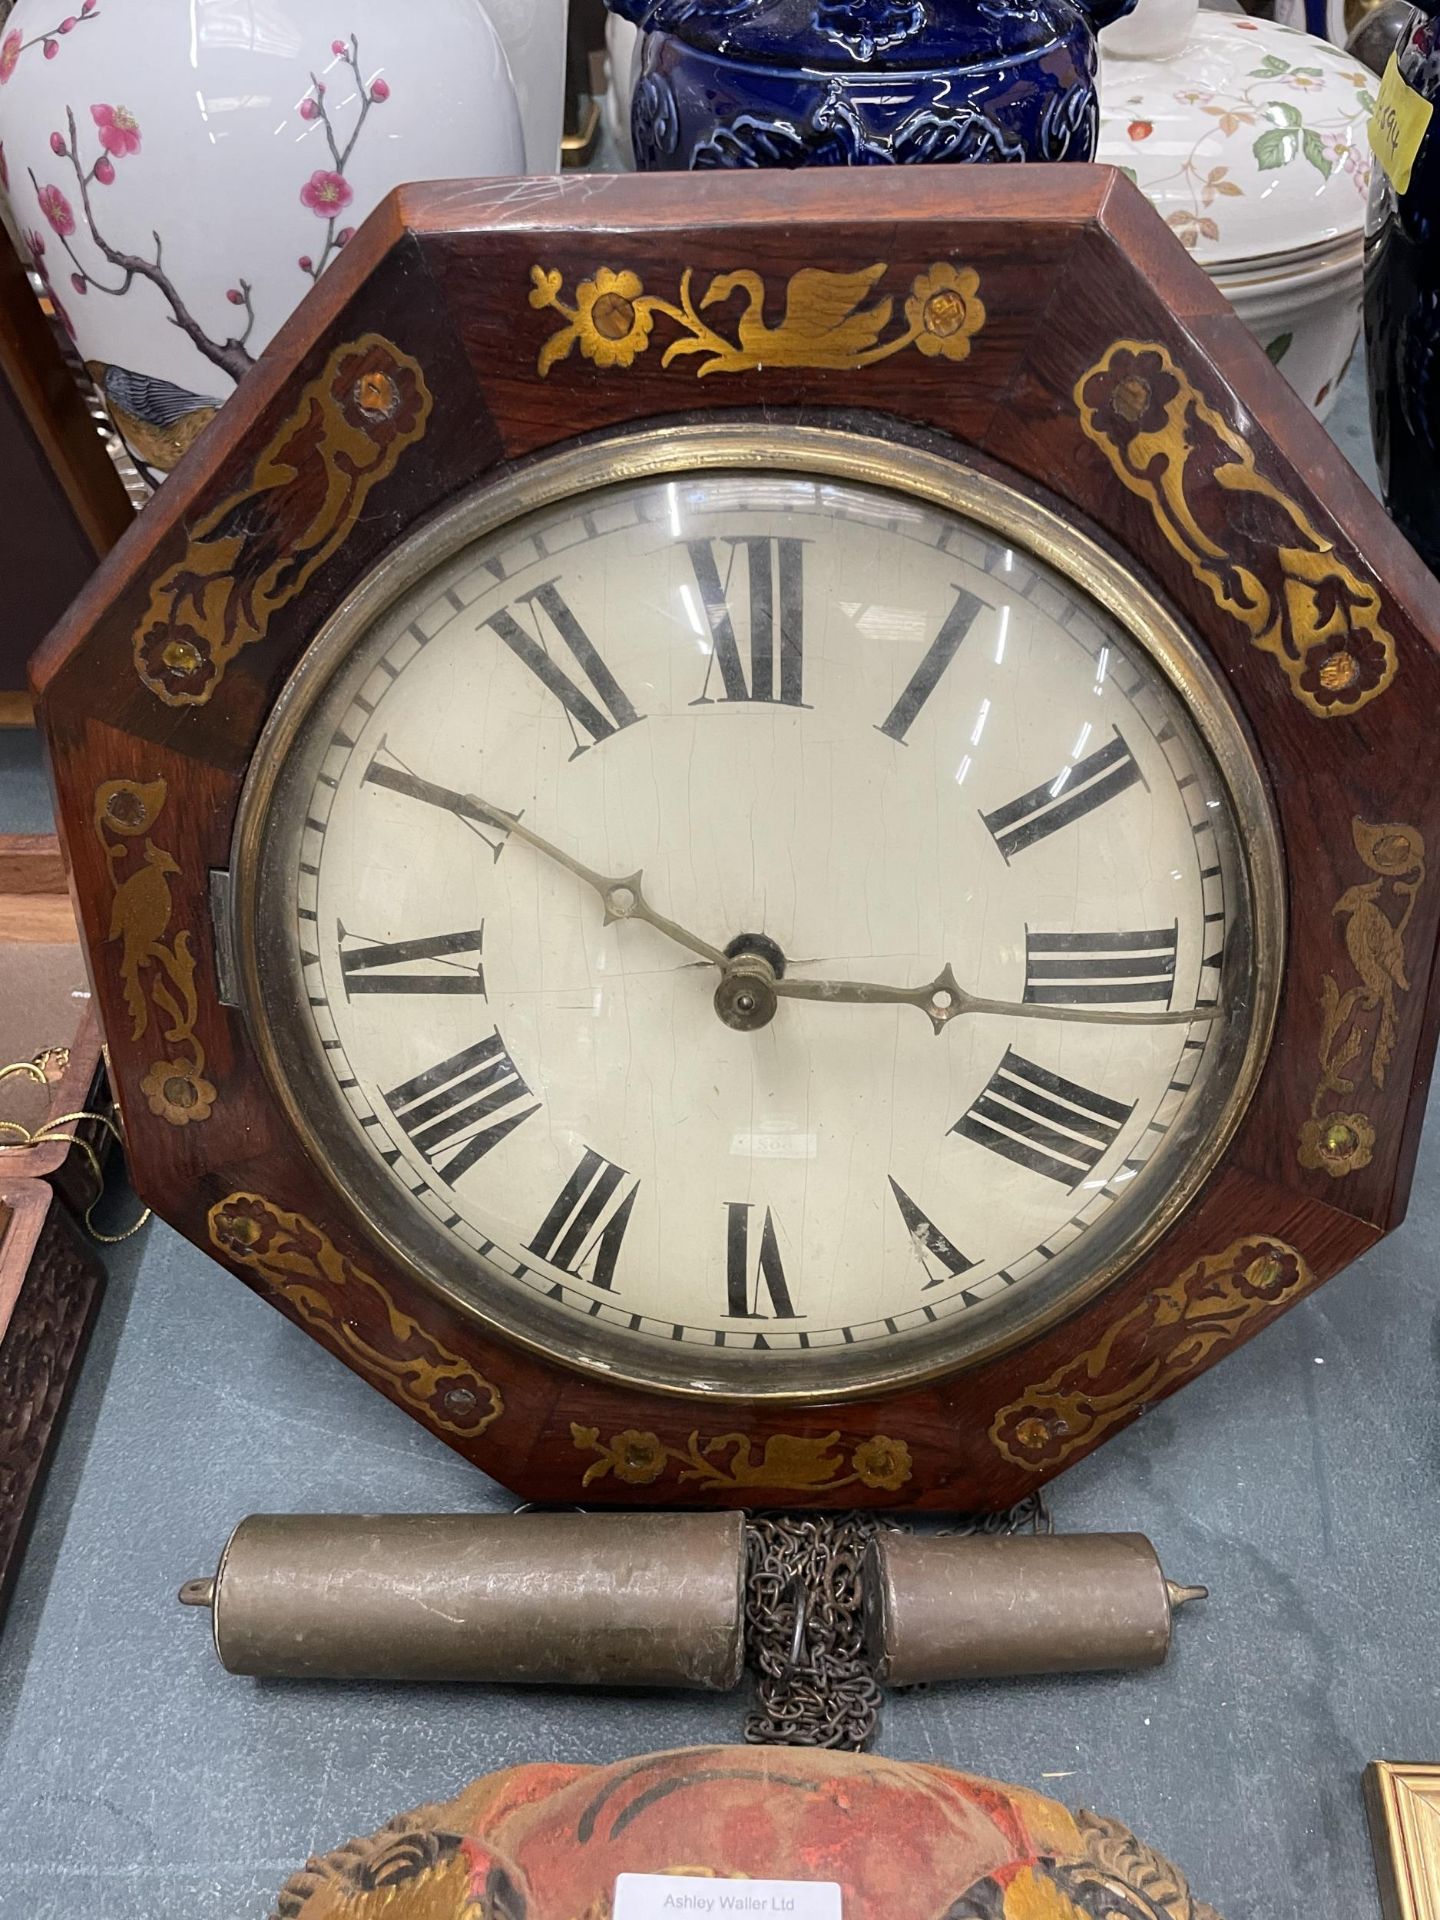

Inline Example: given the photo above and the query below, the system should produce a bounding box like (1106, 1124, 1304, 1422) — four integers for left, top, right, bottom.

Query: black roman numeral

(527, 1147, 638, 1293)
(724, 1202, 798, 1319)
(688, 536, 806, 707)
(339, 924, 486, 998)
(876, 586, 988, 744)
(887, 1177, 977, 1290)
(1024, 925, 1178, 1008)
(982, 728, 1142, 861)
(484, 580, 643, 757)
(384, 1033, 539, 1183)
(952, 1050, 1135, 1189)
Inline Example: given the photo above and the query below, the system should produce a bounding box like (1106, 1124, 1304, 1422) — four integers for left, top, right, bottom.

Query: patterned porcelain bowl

(1098, 13, 1374, 416)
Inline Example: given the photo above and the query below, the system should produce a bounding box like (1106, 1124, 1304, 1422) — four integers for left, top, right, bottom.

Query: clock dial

(242, 443, 1277, 1395)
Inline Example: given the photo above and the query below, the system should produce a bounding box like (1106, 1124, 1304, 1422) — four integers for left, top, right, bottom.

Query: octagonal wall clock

(32, 169, 1440, 1510)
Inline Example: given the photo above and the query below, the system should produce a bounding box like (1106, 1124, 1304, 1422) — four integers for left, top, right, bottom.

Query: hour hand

(365, 761, 727, 968)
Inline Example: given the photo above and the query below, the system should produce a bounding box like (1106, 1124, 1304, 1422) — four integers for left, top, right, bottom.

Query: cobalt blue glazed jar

(607, 0, 1134, 169)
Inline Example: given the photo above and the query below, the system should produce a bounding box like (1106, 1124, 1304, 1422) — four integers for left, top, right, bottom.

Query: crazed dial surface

(248, 458, 1267, 1395)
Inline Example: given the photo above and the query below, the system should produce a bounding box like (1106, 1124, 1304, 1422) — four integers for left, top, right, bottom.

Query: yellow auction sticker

(1372, 50, 1433, 195)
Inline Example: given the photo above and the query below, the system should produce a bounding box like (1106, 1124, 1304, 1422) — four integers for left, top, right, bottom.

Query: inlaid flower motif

(1230, 1241, 1305, 1302)
(1297, 629, 1390, 710)
(0, 32, 21, 82)
(300, 168, 353, 218)
(91, 101, 140, 156)
(573, 1426, 669, 1486)
(1079, 345, 1180, 449)
(36, 182, 75, 236)
(330, 346, 427, 443)
(136, 620, 217, 699)
(990, 1400, 1069, 1471)
(99, 778, 164, 834)
(906, 263, 985, 362)
(1355, 819, 1424, 875)
(1298, 1110, 1375, 1176)
(140, 1057, 217, 1126)
(211, 1195, 282, 1257)
(573, 268, 654, 369)
(851, 1435, 913, 1490)
(420, 1367, 496, 1433)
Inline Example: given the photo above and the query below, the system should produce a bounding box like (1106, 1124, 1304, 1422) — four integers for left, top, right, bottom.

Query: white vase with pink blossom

(0, 0, 524, 485)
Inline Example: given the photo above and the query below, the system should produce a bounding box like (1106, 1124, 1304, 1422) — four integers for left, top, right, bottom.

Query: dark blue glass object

(607, 0, 1134, 170)
(1365, 6, 1440, 574)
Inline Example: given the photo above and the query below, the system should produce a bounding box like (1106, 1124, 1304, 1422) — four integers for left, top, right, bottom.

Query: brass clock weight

(34, 169, 1440, 1739)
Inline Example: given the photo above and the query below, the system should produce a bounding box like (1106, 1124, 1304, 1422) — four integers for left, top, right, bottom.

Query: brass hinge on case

(209, 871, 239, 1008)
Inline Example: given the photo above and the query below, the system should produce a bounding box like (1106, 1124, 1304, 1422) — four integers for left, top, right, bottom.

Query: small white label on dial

(614, 1874, 843, 1920)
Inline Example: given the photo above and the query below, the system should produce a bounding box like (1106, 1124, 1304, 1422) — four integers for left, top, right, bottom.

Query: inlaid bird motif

(698, 261, 894, 368)
(107, 839, 186, 1041)
(1334, 876, 1410, 1086)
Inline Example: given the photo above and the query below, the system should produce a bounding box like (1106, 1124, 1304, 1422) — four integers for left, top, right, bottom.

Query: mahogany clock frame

(32, 168, 1440, 1511)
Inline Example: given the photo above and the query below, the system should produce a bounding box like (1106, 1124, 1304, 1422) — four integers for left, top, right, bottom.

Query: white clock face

(245, 444, 1276, 1395)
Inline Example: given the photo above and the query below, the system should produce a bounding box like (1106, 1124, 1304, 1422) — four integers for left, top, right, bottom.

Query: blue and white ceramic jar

(606, 0, 1135, 170)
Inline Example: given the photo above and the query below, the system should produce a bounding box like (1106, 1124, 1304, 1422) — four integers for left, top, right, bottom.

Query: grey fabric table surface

(0, 358, 1430, 1920)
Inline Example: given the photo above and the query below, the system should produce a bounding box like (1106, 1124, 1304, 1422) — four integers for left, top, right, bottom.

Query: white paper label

(614, 1874, 843, 1920)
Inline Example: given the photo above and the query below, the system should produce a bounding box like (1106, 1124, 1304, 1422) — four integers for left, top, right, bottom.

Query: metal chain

(743, 1513, 882, 1751)
(742, 1495, 1050, 1753)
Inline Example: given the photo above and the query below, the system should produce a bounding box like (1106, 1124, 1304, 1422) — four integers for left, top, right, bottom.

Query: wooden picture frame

(1367, 1764, 1440, 1920)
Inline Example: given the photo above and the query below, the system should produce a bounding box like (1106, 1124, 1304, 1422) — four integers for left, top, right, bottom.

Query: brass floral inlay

(1075, 340, 1396, 718)
(209, 1193, 502, 1440)
(990, 1235, 1312, 1471)
(570, 1423, 912, 1493)
(94, 775, 214, 1128)
(133, 333, 432, 706)
(1299, 816, 1426, 1177)
(531, 260, 985, 379)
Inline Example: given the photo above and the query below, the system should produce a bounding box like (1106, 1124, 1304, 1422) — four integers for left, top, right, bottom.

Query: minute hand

(769, 962, 1222, 1036)
(365, 763, 727, 967)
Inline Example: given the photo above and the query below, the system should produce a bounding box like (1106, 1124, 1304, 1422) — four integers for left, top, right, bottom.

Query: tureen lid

(1098, 14, 1375, 270)
(625, 0, 1085, 69)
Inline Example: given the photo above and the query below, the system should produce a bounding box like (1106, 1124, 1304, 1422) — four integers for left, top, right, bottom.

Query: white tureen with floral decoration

(0, 0, 528, 486)
(1098, 11, 1375, 418)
